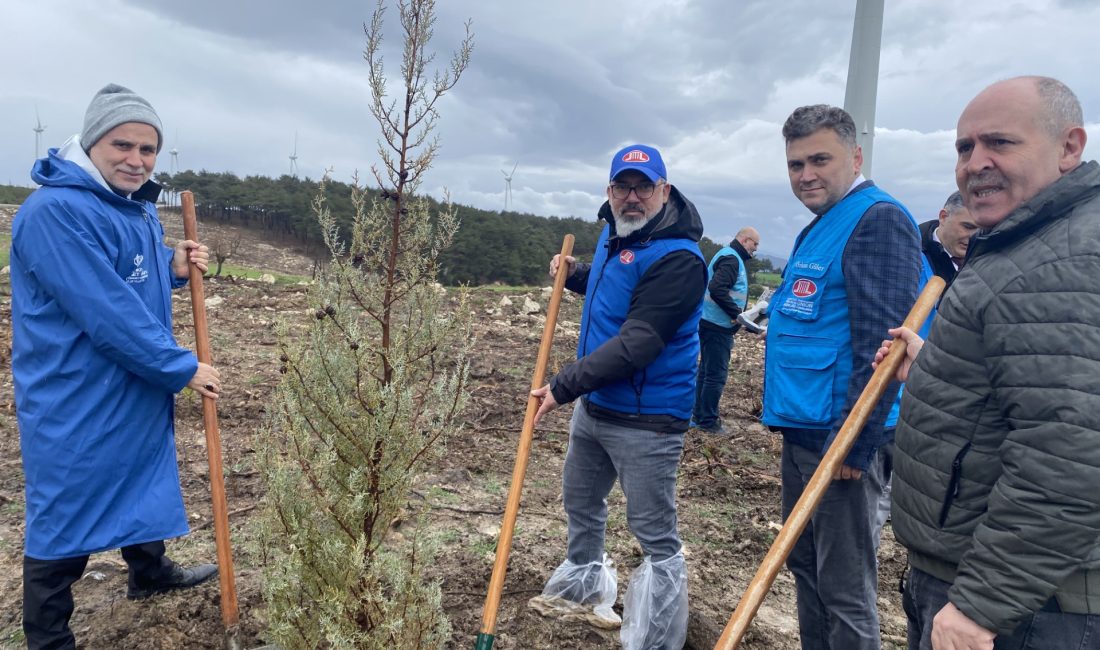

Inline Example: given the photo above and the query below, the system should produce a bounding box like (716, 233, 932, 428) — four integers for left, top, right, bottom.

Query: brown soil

(0, 205, 909, 649)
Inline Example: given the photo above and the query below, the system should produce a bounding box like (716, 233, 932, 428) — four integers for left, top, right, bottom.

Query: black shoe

(698, 422, 729, 435)
(127, 562, 218, 600)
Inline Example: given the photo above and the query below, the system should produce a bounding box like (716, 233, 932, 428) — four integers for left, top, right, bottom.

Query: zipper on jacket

(631, 368, 647, 416)
(938, 441, 972, 527)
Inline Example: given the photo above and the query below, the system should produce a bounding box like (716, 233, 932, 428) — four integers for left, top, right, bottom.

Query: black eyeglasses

(609, 181, 662, 200)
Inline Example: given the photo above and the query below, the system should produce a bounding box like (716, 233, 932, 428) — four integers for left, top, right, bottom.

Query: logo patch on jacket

(792, 278, 817, 297)
(126, 253, 149, 284)
(619, 250, 635, 264)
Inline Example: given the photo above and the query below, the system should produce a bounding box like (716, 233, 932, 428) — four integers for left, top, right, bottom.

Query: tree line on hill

(0, 185, 34, 205)
(2, 175, 778, 287)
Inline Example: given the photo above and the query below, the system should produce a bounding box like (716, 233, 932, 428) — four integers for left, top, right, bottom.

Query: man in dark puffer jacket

(887, 76, 1100, 649)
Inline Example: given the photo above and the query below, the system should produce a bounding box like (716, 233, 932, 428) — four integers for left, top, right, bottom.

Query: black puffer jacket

(893, 161, 1100, 634)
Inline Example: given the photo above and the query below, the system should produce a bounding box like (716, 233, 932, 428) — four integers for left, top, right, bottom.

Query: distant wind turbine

(33, 105, 47, 160)
(501, 161, 517, 211)
(289, 132, 299, 177)
(169, 130, 180, 174)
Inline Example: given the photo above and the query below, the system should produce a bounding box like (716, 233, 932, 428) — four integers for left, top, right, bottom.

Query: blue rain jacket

(11, 148, 197, 560)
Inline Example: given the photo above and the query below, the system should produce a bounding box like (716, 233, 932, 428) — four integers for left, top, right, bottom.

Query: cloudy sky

(2, 0, 1098, 257)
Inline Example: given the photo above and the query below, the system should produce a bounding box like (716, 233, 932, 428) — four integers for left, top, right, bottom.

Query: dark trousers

(23, 541, 170, 650)
(781, 440, 893, 650)
(692, 323, 734, 428)
(903, 566, 1100, 650)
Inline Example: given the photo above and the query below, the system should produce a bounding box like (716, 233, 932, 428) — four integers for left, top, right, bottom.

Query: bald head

(735, 227, 760, 257)
(955, 76, 1087, 227)
(1032, 76, 1084, 136)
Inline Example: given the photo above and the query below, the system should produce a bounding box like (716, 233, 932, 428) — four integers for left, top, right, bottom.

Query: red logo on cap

(621, 150, 650, 163)
(619, 250, 635, 264)
(792, 279, 817, 298)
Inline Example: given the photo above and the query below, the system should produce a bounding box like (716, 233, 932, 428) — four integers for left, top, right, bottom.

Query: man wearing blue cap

(527, 144, 707, 649)
(12, 84, 221, 649)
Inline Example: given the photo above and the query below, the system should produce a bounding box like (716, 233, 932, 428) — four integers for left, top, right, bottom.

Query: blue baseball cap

(609, 144, 667, 182)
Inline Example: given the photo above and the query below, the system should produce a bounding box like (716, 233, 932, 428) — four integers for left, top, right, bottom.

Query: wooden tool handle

(477, 235, 575, 643)
(713, 275, 946, 650)
(180, 191, 240, 629)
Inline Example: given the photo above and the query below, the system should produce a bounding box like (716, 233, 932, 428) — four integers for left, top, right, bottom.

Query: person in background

(919, 190, 980, 284)
(692, 226, 762, 434)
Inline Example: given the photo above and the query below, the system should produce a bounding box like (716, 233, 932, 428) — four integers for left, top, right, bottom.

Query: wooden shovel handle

(477, 234, 575, 642)
(180, 191, 240, 629)
(714, 275, 945, 649)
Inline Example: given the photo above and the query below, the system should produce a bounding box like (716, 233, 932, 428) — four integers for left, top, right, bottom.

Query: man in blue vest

(763, 105, 923, 649)
(12, 84, 221, 650)
(692, 227, 762, 434)
(528, 144, 707, 648)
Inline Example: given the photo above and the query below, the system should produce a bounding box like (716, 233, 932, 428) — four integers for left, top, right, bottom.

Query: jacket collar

(730, 238, 752, 261)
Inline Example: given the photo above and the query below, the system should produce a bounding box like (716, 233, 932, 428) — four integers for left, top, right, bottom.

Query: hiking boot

(127, 562, 218, 600)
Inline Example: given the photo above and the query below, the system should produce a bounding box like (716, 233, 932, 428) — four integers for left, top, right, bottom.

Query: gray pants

(781, 439, 893, 650)
(903, 566, 1100, 650)
(563, 403, 685, 564)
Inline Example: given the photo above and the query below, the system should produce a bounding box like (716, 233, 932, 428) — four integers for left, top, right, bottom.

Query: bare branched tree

(207, 233, 242, 277)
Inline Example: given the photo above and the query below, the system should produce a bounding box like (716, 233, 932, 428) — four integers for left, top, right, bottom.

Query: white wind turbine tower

(166, 132, 180, 208)
(169, 130, 180, 174)
(289, 132, 299, 177)
(501, 161, 517, 211)
(33, 105, 46, 160)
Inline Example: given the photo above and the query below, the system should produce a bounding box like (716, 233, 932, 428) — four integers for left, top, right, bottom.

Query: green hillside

(4, 175, 764, 287)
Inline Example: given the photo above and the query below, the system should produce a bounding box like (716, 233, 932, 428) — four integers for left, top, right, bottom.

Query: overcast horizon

(3, 0, 1099, 258)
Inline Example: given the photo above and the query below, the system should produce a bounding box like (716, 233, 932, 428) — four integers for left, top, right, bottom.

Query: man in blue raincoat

(11, 84, 222, 650)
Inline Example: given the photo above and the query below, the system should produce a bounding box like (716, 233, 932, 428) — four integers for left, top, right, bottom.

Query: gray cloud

(3, 0, 1099, 257)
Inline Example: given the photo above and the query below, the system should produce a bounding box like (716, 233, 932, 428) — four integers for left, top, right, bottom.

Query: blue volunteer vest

(763, 185, 922, 429)
(578, 225, 704, 420)
(701, 246, 749, 328)
(885, 255, 935, 427)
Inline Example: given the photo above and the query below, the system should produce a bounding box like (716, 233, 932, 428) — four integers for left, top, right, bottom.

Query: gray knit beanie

(80, 83, 164, 153)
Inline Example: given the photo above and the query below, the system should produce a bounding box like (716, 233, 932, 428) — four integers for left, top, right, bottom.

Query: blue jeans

(903, 566, 1100, 650)
(692, 323, 734, 429)
(781, 439, 893, 650)
(563, 402, 685, 564)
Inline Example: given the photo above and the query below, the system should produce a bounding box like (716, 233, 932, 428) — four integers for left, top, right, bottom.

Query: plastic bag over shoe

(620, 551, 688, 650)
(530, 553, 621, 628)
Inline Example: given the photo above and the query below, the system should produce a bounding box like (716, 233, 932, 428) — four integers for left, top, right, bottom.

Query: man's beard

(613, 214, 649, 237)
(613, 202, 652, 237)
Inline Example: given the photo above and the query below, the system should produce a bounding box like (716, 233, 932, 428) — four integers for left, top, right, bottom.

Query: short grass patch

(213, 263, 309, 285)
(754, 272, 782, 286)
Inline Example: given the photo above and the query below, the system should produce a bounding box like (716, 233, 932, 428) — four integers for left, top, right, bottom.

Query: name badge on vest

(777, 258, 830, 321)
